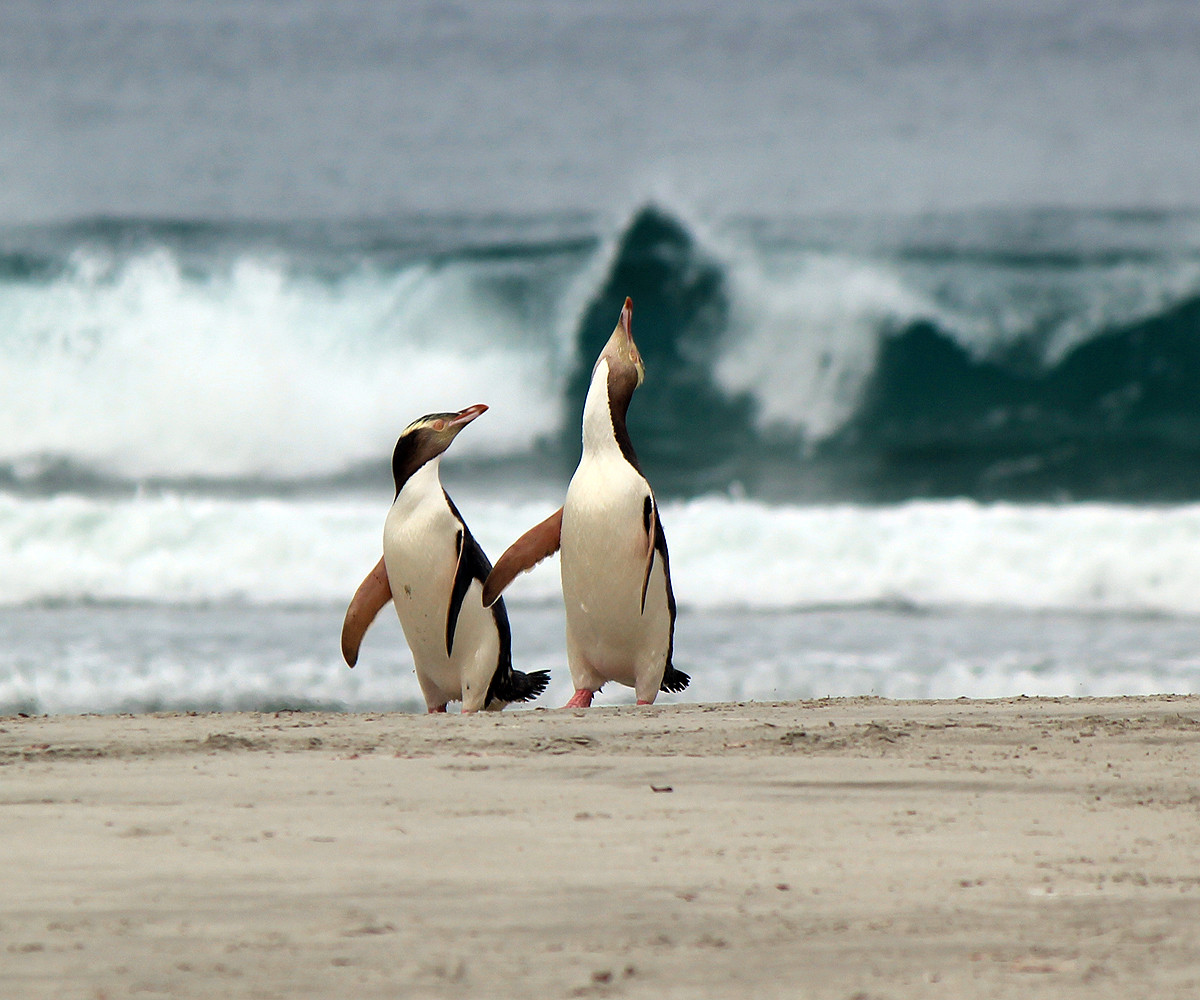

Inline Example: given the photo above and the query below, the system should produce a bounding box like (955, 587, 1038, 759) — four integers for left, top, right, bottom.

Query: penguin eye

(431, 419, 447, 432)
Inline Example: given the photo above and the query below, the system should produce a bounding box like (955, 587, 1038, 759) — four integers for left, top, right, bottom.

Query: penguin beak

(447, 403, 488, 431)
(611, 296, 644, 386)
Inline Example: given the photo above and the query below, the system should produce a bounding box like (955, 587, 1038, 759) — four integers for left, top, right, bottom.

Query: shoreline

(4, 695, 1199, 998)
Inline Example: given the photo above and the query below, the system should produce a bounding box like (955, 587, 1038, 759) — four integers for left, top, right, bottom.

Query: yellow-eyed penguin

(341, 404, 549, 713)
(483, 298, 689, 706)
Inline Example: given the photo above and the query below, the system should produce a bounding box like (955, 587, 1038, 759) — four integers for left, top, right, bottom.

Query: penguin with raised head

(341, 404, 549, 713)
(483, 298, 689, 706)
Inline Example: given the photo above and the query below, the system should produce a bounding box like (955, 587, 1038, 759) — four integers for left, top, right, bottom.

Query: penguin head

(595, 296, 644, 416)
(391, 403, 487, 494)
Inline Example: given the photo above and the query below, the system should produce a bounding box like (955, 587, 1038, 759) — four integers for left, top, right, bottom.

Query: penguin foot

(637, 699, 653, 705)
(564, 689, 594, 708)
(427, 704, 448, 714)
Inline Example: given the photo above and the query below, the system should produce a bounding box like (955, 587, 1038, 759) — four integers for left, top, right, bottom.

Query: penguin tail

(659, 665, 690, 694)
(490, 667, 551, 705)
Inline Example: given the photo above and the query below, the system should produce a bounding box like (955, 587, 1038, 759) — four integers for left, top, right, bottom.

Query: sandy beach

(3, 695, 1199, 999)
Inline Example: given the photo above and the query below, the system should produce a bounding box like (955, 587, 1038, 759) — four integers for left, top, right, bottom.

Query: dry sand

(2, 695, 1199, 999)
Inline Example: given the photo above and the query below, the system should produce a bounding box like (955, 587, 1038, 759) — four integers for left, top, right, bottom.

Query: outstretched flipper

(341, 556, 392, 667)
(481, 506, 564, 607)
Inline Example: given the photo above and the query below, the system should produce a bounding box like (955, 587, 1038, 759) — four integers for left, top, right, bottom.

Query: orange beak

(448, 403, 488, 429)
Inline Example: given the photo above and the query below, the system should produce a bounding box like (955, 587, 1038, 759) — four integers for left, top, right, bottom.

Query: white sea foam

(667, 496, 1200, 616)
(0, 249, 565, 481)
(6, 491, 1200, 713)
(6, 492, 1200, 617)
(717, 252, 941, 441)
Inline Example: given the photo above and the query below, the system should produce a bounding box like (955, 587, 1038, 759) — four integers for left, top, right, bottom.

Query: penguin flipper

(642, 498, 683, 694)
(640, 496, 657, 614)
(446, 529, 471, 657)
(481, 506, 563, 607)
(341, 556, 392, 667)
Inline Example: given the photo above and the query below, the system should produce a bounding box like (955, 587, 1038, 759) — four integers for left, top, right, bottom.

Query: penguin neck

(581, 358, 641, 472)
(394, 455, 444, 507)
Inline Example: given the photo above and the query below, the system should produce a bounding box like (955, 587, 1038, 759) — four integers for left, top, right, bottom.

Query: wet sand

(3, 695, 1199, 999)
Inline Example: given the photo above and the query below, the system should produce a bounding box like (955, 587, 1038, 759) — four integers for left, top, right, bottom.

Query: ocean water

(3, 2, 1200, 713)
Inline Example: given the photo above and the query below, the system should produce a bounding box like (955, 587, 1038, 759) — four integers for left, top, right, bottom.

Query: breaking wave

(2, 205, 1200, 498)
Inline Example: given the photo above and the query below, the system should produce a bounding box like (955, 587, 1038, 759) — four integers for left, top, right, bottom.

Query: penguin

(341, 404, 549, 713)
(483, 298, 689, 707)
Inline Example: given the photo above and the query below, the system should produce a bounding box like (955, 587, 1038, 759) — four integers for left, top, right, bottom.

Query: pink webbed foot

(564, 689, 594, 708)
(637, 699, 654, 705)
(427, 704, 448, 714)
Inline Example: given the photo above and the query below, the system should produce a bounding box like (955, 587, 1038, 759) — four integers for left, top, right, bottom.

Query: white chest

(382, 461, 460, 654)
(560, 370, 656, 624)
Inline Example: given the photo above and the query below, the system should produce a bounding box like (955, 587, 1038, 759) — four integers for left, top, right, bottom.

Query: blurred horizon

(2, 1, 1199, 226)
